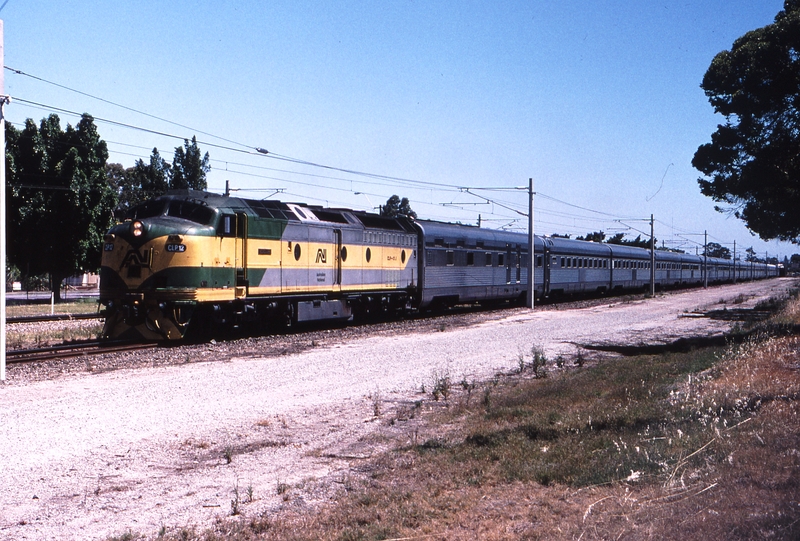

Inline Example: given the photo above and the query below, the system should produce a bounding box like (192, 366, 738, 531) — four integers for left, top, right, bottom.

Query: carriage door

(543, 244, 551, 293)
(334, 229, 342, 287)
(506, 244, 512, 284)
(235, 213, 248, 290)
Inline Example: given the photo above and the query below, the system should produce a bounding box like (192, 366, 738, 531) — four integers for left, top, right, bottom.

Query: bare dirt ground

(1, 278, 797, 541)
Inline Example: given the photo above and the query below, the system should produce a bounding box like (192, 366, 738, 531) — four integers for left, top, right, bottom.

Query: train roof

(123, 190, 417, 232)
(414, 219, 537, 249)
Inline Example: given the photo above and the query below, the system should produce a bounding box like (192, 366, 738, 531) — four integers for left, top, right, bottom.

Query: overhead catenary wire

(7, 67, 696, 243)
(7, 67, 648, 230)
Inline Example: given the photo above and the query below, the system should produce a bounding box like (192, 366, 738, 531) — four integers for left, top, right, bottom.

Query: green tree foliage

(606, 233, 654, 249)
(576, 231, 606, 242)
(745, 247, 759, 262)
(170, 136, 210, 191)
(692, 1, 800, 243)
(380, 194, 417, 218)
(6, 114, 116, 300)
(110, 147, 171, 211)
(703, 242, 732, 259)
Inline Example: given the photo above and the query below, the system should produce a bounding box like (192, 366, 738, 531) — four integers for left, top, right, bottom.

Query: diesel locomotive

(99, 190, 779, 340)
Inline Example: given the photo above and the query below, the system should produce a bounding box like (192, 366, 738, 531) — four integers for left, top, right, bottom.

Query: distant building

(64, 273, 99, 289)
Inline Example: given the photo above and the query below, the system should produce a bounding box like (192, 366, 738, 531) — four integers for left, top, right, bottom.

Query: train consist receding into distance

(99, 190, 780, 340)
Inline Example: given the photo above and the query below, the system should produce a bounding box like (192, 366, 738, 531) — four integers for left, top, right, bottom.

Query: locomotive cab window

(220, 215, 234, 236)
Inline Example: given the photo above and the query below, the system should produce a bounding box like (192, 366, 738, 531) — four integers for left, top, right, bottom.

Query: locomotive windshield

(122, 198, 217, 226)
(125, 199, 168, 220)
(167, 200, 217, 226)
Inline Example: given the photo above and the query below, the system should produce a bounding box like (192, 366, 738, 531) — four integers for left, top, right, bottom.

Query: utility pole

(649, 214, 655, 297)
(703, 230, 708, 288)
(1, 19, 7, 382)
(526, 177, 534, 309)
(733, 240, 737, 283)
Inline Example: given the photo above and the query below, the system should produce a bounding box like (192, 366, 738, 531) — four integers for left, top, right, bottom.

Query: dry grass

(6, 298, 102, 318)
(6, 322, 104, 349)
(143, 294, 800, 541)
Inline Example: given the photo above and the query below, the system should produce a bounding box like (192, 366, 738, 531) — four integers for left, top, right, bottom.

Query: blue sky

(2, 0, 795, 259)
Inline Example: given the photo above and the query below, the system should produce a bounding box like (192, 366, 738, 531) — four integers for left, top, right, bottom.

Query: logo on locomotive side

(315, 248, 327, 264)
(120, 248, 151, 269)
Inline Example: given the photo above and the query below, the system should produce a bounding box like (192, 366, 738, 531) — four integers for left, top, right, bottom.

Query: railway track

(7, 313, 104, 324)
(6, 340, 157, 364)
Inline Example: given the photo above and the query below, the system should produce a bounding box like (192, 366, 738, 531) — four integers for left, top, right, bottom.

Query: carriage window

(498, 254, 505, 266)
(467, 252, 475, 266)
(446, 250, 454, 266)
(536, 255, 543, 267)
(486, 252, 493, 266)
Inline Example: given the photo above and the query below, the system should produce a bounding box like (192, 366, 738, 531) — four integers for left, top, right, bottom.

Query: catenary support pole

(733, 240, 737, 283)
(703, 230, 708, 288)
(1, 19, 6, 382)
(526, 177, 534, 309)
(649, 214, 655, 297)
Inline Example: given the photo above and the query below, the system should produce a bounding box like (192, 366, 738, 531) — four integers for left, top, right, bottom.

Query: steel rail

(6, 340, 157, 364)
(6, 313, 104, 324)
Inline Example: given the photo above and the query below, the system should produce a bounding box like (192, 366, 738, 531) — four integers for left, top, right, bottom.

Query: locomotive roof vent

(286, 203, 320, 222)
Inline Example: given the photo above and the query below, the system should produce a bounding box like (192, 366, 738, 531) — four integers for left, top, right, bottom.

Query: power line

(5, 66, 254, 151)
(7, 71, 475, 191)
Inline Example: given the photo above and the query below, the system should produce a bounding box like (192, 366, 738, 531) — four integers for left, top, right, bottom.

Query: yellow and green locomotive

(100, 190, 420, 340)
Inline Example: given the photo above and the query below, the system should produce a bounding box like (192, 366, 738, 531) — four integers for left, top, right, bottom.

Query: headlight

(132, 221, 144, 237)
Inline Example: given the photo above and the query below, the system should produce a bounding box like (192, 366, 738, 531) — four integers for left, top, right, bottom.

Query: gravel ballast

(1, 278, 796, 540)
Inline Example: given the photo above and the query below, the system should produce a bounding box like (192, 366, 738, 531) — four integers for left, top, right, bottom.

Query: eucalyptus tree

(170, 136, 210, 191)
(693, 0, 800, 242)
(6, 114, 116, 300)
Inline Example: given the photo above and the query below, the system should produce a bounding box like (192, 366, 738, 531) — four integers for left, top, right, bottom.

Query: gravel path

(1, 278, 796, 540)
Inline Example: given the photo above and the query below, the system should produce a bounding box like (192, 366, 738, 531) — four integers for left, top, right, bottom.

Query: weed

(556, 354, 565, 368)
(517, 350, 527, 373)
(277, 479, 290, 497)
(431, 369, 451, 402)
(460, 376, 476, 405)
(575, 347, 585, 367)
(223, 445, 233, 464)
(246, 484, 254, 503)
(371, 387, 382, 417)
(530, 345, 548, 378)
(230, 481, 241, 516)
